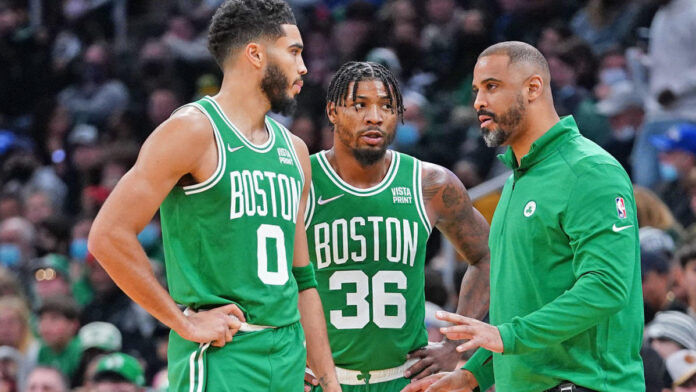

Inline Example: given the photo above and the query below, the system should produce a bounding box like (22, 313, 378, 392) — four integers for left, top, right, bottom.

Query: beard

(261, 63, 298, 116)
(336, 125, 394, 166)
(479, 94, 526, 147)
(353, 147, 387, 166)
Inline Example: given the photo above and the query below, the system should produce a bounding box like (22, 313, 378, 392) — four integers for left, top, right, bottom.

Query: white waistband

(308, 359, 418, 385)
(182, 307, 275, 332)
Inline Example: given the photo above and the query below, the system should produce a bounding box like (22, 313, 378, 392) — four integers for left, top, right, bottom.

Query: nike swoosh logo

(612, 224, 633, 232)
(227, 145, 244, 153)
(317, 194, 344, 205)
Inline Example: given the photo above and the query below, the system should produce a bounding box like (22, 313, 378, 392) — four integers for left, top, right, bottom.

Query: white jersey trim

(413, 159, 433, 234)
(304, 182, 316, 228)
(204, 96, 275, 153)
(183, 102, 226, 195)
(317, 150, 400, 197)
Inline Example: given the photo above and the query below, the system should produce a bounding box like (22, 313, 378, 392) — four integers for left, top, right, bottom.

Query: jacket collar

(498, 116, 580, 171)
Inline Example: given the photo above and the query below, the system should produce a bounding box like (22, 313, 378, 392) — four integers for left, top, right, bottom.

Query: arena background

(0, 0, 695, 390)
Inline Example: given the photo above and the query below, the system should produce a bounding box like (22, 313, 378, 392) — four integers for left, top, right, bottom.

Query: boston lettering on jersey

(229, 170, 301, 223)
(313, 216, 419, 269)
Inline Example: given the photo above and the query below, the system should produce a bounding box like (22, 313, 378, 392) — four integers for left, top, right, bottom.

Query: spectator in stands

(596, 81, 643, 176)
(676, 245, 696, 319)
(0, 217, 36, 286)
(0, 296, 37, 369)
(651, 123, 696, 228)
(642, 250, 686, 323)
(36, 296, 81, 382)
(634, 185, 685, 253)
(31, 254, 73, 305)
(24, 191, 56, 226)
(57, 42, 129, 127)
(91, 353, 145, 392)
(632, 0, 696, 187)
(26, 366, 70, 392)
(667, 350, 696, 392)
(570, 0, 642, 55)
(80, 255, 157, 371)
(646, 311, 696, 360)
(75, 321, 122, 387)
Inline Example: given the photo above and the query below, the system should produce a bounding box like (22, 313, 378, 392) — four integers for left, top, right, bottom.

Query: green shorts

(310, 377, 410, 392)
(168, 322, 306, 391)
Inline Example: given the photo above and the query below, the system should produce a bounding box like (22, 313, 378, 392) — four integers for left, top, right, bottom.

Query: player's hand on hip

(405, 340, 461, 380)
(436, 311, 503, 353)
(401, 369, 477, 392)
(182, 304, 246, 347)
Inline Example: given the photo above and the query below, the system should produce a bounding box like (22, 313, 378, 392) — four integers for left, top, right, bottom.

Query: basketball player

(88, 1, 340, 391)
(304, 62, 491, 391)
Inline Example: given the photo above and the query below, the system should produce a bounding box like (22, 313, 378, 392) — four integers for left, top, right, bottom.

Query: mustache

(358, 126, 385, 135)
(477, 109, 497, 120)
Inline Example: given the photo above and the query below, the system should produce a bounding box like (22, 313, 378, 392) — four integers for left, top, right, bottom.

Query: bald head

(479, 41, 550, 84)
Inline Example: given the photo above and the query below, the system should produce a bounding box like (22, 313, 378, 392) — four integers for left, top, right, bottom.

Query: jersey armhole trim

(183, 102, 226, 195)
(304, 182, 316, 227)
(413, 159, 433, 234)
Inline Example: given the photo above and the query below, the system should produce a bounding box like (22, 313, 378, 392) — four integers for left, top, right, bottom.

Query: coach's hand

(304, 369, 319, 392)
(182, 304, 246, 347)
(437, 311, 503, 353)
(405, 340, 461, 380)
(401, 369, 477, 392)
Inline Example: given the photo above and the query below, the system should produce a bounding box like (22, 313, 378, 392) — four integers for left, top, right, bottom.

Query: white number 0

(329, 270, 406, 329)
(257, 224, 288, 285)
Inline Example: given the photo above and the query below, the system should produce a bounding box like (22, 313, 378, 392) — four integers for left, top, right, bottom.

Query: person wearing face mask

(650, 124, 696, 228)
(596, 81, 644, 177)
(631, 0, 696, 188)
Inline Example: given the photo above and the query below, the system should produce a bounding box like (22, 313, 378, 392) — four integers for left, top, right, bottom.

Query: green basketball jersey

(304, 150, 431, 371)
(160, 96, 305, 327)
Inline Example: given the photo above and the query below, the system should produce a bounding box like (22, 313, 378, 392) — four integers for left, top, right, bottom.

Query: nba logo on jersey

(615, 197, 627, 219)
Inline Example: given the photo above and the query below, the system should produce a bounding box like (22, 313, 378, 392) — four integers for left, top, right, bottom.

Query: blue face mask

(137, 223, 160, 249)
(395, 122, 420, 146)
(0, 243, 21, 268)
(659, 162, 679, 182)
(70, 238, 89, 262)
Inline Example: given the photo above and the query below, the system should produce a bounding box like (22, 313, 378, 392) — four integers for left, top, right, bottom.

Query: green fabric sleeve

(292, 264, 317, 291)
(462, 348, 495, 391)
(496, 164, 638, 355)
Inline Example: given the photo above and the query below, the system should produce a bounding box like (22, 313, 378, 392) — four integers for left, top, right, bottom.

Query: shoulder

(139, 105, 214, 162)
(421, 161, 457, 190)
(560, 136, 628, 180)
(153, 105, 213, 143)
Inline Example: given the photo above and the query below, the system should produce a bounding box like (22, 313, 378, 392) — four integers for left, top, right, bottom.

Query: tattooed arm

(405, 162, 491, 380)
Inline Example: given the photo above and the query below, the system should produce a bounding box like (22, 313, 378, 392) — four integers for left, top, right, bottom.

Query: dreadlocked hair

(326, 61, 404, 121)
(208, 0, 296, 67)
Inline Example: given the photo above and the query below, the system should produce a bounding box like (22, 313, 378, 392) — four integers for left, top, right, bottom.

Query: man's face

(328, 80, 398, 166)
(642, 270, 669, 308)
(472, 55, 527, 148)
(261, 24, 307, 115)
(39, 312, 77, 348)
(27, 368, 66, 392)
(0, 311, 23, 347)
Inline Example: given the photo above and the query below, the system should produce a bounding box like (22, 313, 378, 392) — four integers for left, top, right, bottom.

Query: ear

(244, 42, 265, 69)
(526, 74, 544, 102)
(326, 102, 337, 125)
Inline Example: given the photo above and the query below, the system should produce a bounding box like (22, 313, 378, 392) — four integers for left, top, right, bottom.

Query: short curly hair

(208, 0, 296, 66)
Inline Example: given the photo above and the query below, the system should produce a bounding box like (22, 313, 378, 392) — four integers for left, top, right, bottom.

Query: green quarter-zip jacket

(463, 116, 645, 392)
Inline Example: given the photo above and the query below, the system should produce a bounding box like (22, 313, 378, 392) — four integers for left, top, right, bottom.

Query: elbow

(87, 224, 110, 261)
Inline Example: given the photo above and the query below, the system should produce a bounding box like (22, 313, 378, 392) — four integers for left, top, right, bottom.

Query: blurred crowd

(0, 0, 696, 390)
